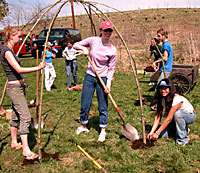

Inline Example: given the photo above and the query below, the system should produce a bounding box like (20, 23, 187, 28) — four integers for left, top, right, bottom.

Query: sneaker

(176, 137, 190, 146)
(98, 131, 106, 142)
(76, 126, 89, 135)
(183, 140, 190, 146)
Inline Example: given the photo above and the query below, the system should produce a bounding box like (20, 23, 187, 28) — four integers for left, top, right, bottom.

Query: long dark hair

(154, 78, 176, 116)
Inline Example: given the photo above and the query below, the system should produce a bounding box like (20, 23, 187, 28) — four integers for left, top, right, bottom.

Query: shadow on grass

(87, 115, 101, 133)
(0, 142, 8, 155)
(28, 108, 53, 150)
(145, 124, 152, 133)
(28, 128, 38, 150)
(0, 133, 10, 159)
(51, 85, 57, 90)
(0, 142, 8, 170)
(0, 133, 10, 143)
(42, 109, 53, 121)
(42, 111, 66, 151)
(134, 95, 154, 106)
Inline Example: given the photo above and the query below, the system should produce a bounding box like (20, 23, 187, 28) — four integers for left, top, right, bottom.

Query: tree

(0, 0, 9, 20)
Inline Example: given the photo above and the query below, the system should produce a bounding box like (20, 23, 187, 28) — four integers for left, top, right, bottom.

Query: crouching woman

(147, 78, 196, 146)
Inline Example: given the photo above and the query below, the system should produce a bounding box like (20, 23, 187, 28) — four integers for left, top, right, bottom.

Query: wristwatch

(155, 131, 159, 136)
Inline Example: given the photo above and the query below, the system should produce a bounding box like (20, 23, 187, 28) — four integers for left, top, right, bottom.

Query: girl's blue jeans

(65, 60, 78, 87)
(80, 73, 108, 128)
(160, 110, 196, 145)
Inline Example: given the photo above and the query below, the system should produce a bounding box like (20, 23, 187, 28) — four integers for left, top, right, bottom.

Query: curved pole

(82, 3, 97, 36)
(17, 0, 63, 57)
(38, 0, 69, 160)
(85, 2, 146, 143)
(20, 5, 51, 31)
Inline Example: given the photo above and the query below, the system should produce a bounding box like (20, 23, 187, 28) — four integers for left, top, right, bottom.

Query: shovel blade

(31, 117, 44, 129)
(121, 123, 139, 141)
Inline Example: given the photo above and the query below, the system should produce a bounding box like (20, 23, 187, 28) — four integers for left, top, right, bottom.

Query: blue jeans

(65, 60, 78, 87)
(160, 110, 196, 144)
(80, 73, 108, 128)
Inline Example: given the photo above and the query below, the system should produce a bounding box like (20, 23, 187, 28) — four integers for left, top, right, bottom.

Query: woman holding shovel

(147, 78, 196, 146)
(0, 27, 46, 159)
(73, 21, 117, 142)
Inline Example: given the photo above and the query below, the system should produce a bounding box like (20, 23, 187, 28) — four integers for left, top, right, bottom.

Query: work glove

(104, 79, 111, 94)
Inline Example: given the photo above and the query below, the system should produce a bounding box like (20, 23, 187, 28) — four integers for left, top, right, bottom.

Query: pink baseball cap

(100, 21, 114, 31)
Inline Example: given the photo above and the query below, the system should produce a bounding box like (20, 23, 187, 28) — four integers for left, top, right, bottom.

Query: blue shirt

(42, 50, 54, 63)
(159, 41, 173, 72)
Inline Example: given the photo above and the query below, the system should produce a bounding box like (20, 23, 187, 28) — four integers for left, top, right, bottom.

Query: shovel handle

(77, 144, 105, 171)
(87, 55, 125, 123)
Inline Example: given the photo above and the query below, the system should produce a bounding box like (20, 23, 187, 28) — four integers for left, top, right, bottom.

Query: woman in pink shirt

(74, 21, 117, 142)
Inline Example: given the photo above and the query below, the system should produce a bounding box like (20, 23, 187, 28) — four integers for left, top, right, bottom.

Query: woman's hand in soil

(151, 133, 159, 140)
(147, 132, 153, 140)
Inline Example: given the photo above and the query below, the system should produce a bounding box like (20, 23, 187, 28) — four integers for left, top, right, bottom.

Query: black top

(150, 44, 162, 61)
(0, 46, 24, 82)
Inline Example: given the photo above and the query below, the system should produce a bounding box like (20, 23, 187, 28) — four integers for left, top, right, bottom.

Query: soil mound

(131, 138, 155, 149)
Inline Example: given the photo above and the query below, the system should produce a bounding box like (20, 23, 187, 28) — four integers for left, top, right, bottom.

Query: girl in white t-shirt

(62, 42, 82, 90)
(147, 78, 196, 146)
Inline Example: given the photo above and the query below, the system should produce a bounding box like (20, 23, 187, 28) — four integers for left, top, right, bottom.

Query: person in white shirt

(147, 78, 196, 146)
(62, 41, 82, 90)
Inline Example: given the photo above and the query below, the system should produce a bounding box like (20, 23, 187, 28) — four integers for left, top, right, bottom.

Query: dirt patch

(131, 138, 155, 149)
(42, 152, 59, 160)
(22, 152, 59, 166)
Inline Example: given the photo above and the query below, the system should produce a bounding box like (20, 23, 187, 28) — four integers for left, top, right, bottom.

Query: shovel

(87, 55, 139, 141)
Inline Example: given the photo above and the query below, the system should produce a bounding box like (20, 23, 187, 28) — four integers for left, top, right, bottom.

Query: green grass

(0, 56, 200, 172)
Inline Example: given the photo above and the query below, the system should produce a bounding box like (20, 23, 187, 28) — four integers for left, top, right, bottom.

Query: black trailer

(141, 64, 199, 94)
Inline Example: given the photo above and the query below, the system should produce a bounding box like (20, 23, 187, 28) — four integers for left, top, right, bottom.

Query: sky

(0, 0, 200, 28)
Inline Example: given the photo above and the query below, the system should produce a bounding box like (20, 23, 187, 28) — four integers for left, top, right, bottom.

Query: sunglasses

(103, 28, 113, 32)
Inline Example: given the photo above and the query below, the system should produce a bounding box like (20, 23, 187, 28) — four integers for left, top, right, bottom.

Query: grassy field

(0, 56, 199, 172)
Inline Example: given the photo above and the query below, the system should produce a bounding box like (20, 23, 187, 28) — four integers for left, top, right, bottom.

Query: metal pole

(71, 0, 76, 29)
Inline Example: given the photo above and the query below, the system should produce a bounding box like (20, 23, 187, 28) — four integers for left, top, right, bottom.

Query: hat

(44, 42, 53, 47)
(157, 80, 170, 87)
(100, 21, 114, 31)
